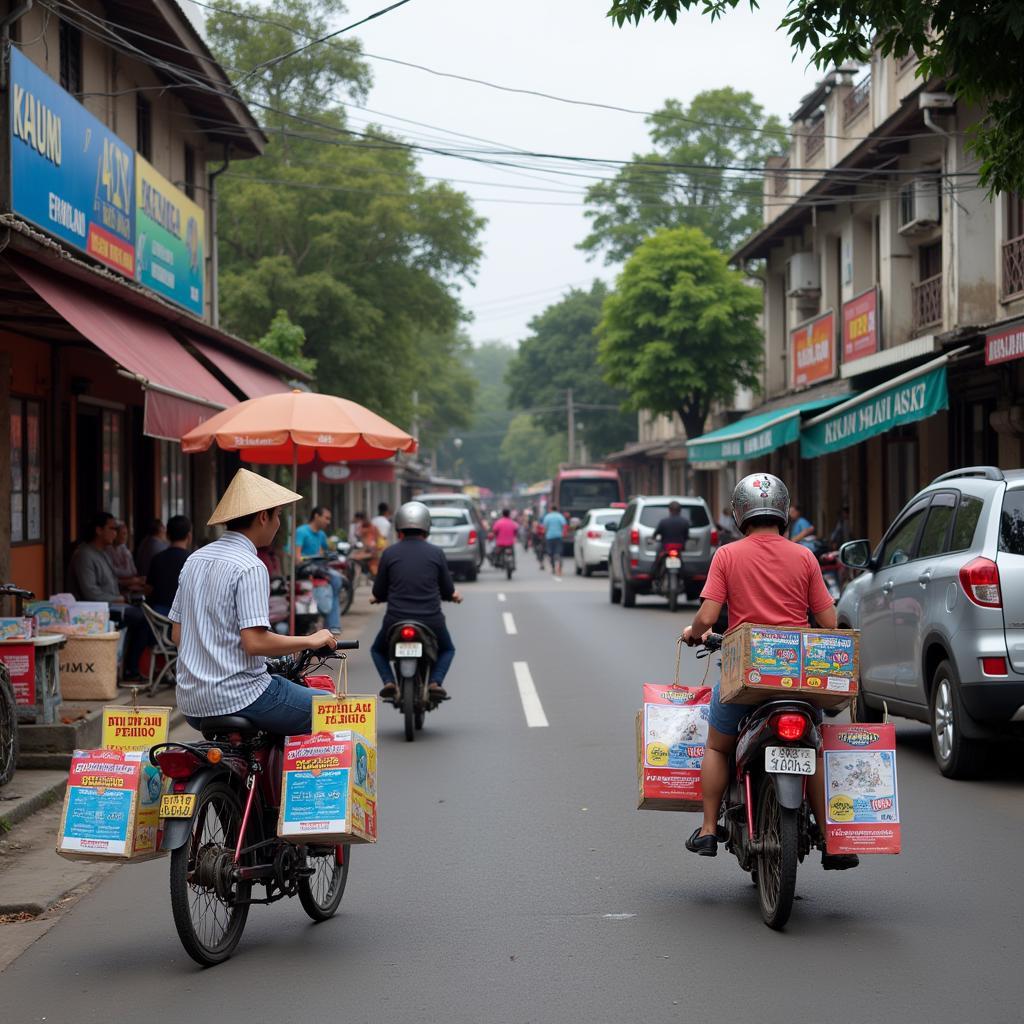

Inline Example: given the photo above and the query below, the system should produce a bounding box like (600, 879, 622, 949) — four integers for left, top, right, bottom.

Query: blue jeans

(545, 537, 562, 564)
(324, 567, 343, 631)
(186, 674, 314, 736)
(371, 617, 456, 686)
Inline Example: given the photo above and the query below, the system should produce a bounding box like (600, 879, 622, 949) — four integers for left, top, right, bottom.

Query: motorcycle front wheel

(755, 775, 798, 930)
(298, 844, 351, 921)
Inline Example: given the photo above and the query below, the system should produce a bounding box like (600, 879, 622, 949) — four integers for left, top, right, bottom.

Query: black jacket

(654, 514, 690, 546)
(372, 537, 455, 619)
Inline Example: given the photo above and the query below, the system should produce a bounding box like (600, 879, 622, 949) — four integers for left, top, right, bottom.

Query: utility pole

(566, 387, 575, 465)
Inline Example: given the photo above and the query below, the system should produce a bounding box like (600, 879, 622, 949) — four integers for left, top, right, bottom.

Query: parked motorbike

(653, 543, 685, 612)
(698, 633, 824, 930)
(269, 562, 329, 635)
(383, 620, 445, 742)
(150, 642, 360, 966)
(0, 583, 33, 788)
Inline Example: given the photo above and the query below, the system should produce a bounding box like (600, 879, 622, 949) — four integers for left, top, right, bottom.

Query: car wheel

(851, 681, 885, 724)
(609, 567, 622, 604)
(583, 564, 593, 578)
(464, 563, 478, 583)
(622, 571, 636, 608)
(930, 659, 987, 779)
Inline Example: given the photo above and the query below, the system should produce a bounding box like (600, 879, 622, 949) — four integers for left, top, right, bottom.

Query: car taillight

(710, 529, 719, 547)
(586, 530, 602, 539)
(981, 656, 1008, 676)
(771, 713, 807, 742)
(959, 557, 1002, 607)
(630, 528, 639, 545)
(468, 530, 478, 546)
(155, 749, 204, 779)
(400, 626, 417, 640)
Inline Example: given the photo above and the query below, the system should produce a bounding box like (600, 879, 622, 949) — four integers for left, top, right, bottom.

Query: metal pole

(289, 447, 298, 634)
(567, 388, 575, 465)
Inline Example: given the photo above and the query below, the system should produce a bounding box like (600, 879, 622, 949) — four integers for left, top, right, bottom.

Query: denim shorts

(707, 682, 750, 737)
(186, 673, 314, 736)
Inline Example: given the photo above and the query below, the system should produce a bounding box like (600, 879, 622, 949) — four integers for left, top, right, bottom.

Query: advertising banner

(985, 319, 1024, 366)
(842, 287, 879, 363)
(9, 48, 134, 275)
(791, 310, 836, 389)
(135, 155, 205, 314)
(0, 643, 35, 705)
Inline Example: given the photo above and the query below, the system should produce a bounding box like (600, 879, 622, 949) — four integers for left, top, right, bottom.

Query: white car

(573, 507, 621, 576)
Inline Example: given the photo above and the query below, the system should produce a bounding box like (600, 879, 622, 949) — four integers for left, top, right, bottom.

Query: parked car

(836, 466, 1024, 778)
(416, 493, 486, 568)
(608, 496, 716, 607)
(425, 506, 479, 581)
(573, 507, 620, 576)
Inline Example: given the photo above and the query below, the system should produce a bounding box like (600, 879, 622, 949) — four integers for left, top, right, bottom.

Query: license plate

(159, 793, 197, 819)
(665, 556, 682, 569)
(433, 534, 456, 547)
(395, 642, 422, 657)
(764, 746, 815, 775)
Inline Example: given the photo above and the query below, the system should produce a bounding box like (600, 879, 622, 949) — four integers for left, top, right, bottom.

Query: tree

(598, 226, 762, 442)
(499, 414, 567, 487)
(607, 0, 1024, 196)
(505, 281, 635, 458)
(256, 309, 316, 377)
(579, 89, 784, 262)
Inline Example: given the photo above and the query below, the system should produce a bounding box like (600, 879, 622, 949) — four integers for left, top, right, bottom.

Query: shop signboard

(791, 310, 836, 389)
(135, 155, 205, 315)
(842, 287, 879, 363)
(9, 48, 134, 275)
(985, 319, 1024, 366)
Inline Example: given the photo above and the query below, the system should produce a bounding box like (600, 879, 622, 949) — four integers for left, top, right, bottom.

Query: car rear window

(999, 490, 1024, 555)
(950, 494, 984, 551)
(638, 505, 710, 528)
(431, 514, 467, 528)
(594, 512, 620, 526)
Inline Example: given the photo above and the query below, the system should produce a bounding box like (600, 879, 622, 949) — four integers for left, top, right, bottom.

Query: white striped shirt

(169, 531, 273, 717)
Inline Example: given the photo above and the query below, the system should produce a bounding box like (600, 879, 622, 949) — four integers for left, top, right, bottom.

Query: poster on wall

(9, 48, 135, 275)
(791, 310, 836, 389)
(842, 287, 880, 364)
(135, 155, 205, 315)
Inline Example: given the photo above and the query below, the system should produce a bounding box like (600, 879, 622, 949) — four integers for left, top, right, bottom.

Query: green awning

(687, 394, 846, 464)
(801, 361, 949, 458)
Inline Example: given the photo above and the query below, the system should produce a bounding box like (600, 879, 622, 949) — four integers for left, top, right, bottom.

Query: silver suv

(608, 495, 715, 607)
(837, 467, 1024, 778)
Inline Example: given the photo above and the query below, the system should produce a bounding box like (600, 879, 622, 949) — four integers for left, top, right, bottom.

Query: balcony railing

(804, 119, 824, 160)
(1003, 235, 1024, 299)
(843, 74, 871, 125)
(773, 158, 789, 196)
(912, 273, 943, 333)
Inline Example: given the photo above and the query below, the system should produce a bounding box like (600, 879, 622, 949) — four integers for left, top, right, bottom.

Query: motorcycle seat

(197, 715, 262, 739)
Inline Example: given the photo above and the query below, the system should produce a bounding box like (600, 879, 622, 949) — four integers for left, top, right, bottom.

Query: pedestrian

(372, 502, 393, 545)
(717, 506, 737, 542)
(542, 504, 568, 577)
(295, 505, 344, 636)
(106, 520, 145, 591)
(135, 518, 167, 577)
(828, 505, 852, 550)
(788, 502, 818, 552)
(147, 515, 192, 617)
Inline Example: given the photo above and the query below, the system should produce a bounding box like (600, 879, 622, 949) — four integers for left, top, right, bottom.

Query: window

(136, 96, 152, 161)
(184, 145, 196, 201)
(639, 504, 710, 528)
(429, 513, 468, 528)
(1007, 194, 1024, 243)
(999, 491, 1024, 555)
(59, 19, 82, 95)
(917, 492, 958, 558)
(950, 494, 984, 552)
(919, 241, 942, 281)
(594, 512, 621, 526)
(880, 498, 929, 567)
(10, 398, 42, 544)
(159, 440, 190, 522)
(101, 409, 123, 519)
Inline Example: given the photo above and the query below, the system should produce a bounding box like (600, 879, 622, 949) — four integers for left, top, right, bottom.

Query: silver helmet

(394, 500, 432, 534)
(731, 473, 790, 533)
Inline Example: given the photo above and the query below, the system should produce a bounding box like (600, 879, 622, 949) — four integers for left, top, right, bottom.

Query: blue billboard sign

(9, 47, 135, 275)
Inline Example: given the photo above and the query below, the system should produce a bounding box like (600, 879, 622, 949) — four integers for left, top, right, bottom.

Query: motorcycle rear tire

(667, 579, 679, 613)
(298, 844, 351, 921)
(755, 775, 798, 931)
(0, 671, 19, 789)
(403, 678, 416, 742)
(337, 578, 354, 617)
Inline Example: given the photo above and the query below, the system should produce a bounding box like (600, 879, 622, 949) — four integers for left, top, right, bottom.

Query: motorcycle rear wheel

(298, 844, 351, 921)
(403, 678, 416, 742)
(755, 776, 798, 930)
(0, 670, 19, 789)
(169, 781, 251, 966)
(667, 579, 679, 613)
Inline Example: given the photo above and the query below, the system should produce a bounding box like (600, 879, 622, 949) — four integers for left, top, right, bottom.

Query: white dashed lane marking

(513, 661, 549, 728)
(503, 612, 517, 635)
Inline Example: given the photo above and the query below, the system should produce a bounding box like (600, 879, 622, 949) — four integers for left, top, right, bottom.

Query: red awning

(12, 262, 235, 437)
(189, 335, 290, 398)
(319, 461, 396, 484)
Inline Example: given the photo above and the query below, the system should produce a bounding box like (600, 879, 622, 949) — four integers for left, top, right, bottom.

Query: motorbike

(383, 620, 445, 742)
(0, 583, 33, 787)
(492, 544, 516, 580)
(652, 543, 686, 612)
(269, 562, 331, 635)
(698, 633, 824, 930)
(150, 642, 360, 966)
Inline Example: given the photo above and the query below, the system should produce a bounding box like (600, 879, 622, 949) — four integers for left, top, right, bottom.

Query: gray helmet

(731, 473, 790, 533)
(394, 500, 432, 533)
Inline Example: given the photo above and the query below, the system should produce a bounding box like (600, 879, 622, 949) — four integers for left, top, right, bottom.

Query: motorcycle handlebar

(696, 632, 724, 657)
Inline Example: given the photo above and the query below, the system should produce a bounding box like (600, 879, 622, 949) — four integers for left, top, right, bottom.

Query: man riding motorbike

(681, 472, 858, 871)
(370, 501, 462, 702)
(169, 469, 338, 735)
(652, 501, 691, 585)
(490, 508, 519, 568)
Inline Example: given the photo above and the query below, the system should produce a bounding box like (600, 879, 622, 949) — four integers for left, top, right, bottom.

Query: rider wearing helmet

(681, 473, 857, 871)
(370, 501, 462, 701)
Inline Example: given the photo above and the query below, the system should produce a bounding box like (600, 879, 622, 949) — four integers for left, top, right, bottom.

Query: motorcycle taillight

(155, 749, 205, 779)
(400, 626, 417, 640)
(771, 712, 808, 742)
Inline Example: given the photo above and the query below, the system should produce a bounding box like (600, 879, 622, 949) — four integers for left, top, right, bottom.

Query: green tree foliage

(499, 414, 567, 487)
(256, 308, 316, 377)
(505, 281, 635, 458)
(580, 89, 784, 262)
(207, 1, 484, 430)
(598, 227, 762, 441)
(409, 331, 477, 449)
(606, 0, 1024, 197)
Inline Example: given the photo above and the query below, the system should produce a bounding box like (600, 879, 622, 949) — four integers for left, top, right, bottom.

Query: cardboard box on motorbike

(278, 730, 377, 845)
(720, 623, 859, 710)
(636, 684, 712, 811)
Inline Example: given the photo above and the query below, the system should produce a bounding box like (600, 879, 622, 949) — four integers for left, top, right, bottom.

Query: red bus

(552, 467, 625, 549)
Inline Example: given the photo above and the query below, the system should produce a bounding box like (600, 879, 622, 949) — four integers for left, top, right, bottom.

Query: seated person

(135, 518, 167, 577)
(106, 520, 146, 592)
(147, 515, 192, 617)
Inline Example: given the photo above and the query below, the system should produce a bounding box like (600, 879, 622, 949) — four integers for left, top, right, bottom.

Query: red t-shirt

(492, 518, 519, 546)
(700, 533, 834, 630)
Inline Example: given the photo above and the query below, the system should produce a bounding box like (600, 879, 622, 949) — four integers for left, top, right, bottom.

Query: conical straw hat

(207, 468, 303, 526)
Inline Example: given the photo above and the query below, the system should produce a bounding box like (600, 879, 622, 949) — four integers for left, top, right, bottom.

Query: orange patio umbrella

(181, 390, 417, 631)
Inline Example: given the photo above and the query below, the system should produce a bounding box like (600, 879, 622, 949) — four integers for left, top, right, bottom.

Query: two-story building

(0, 1, 310, 596)
(688, 52, 1024, 544)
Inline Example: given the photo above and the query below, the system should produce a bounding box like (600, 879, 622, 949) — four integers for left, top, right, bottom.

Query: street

(3, 556, 1024, 1024)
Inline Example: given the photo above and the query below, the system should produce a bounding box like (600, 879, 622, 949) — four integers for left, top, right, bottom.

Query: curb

(0, 776, 67, 832)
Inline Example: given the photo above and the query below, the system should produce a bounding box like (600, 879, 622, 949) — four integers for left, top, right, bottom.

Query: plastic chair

(141, 603, 178, 696)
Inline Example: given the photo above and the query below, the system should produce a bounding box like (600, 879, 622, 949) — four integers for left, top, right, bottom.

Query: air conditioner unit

(785, 252, 820, 297)
(898, 178, 941, 234)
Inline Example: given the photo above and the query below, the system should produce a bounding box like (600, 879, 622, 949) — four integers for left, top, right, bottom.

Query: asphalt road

(4, 555, 1024, 1023)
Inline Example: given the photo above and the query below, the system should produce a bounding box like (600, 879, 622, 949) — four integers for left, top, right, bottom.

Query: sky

(192, 0, 820, 347)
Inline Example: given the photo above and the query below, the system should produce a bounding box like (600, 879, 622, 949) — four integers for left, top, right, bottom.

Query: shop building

(689, 52, 1024, 544)
(0, 1, 308, 596)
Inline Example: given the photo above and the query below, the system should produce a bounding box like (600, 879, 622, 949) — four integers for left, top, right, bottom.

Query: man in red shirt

(681, 473, 857, 870)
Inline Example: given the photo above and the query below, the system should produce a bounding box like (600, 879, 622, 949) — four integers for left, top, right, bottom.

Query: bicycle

(0, 583, 33, 788)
